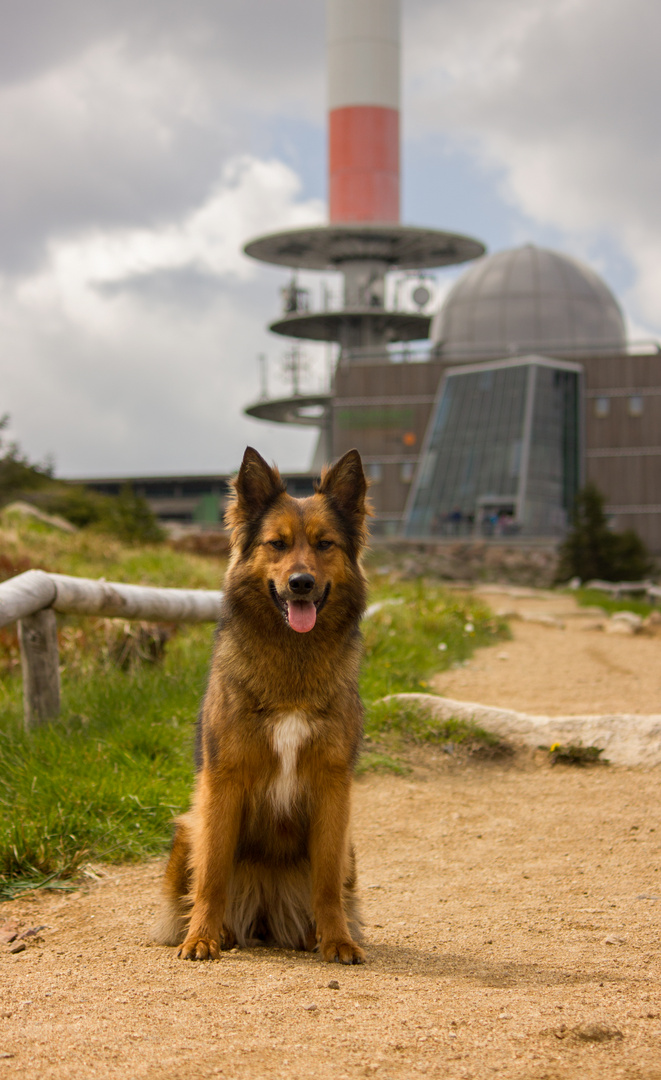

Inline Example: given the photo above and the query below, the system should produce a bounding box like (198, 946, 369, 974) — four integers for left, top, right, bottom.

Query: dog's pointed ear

(235, 446, 285, 512)
(225, 447, 286, 551)
(317, 448, 368, 527)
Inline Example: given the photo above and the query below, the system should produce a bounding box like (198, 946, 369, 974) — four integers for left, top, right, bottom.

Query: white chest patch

(270, 712, 310, 816)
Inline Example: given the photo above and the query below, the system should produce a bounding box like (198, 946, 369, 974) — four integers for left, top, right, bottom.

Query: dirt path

(2, 763, 660, 1080)
(2, 590, 661, 1079)
(433, 587, 661, 716)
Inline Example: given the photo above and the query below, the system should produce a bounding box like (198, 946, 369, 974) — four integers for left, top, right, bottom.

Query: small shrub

(0, 416, 163, 544)
(106, 621, 175, 671)
(169, 532, 231, 558)
(0, 551, 32, 583)
(0, 627, 20, 674)
(32, 485, 110, 529)
(98, 483, 164, 544)
(547, 742, 607, 766)
(36, 483, 164, 545)
(0, 416, 53, 505)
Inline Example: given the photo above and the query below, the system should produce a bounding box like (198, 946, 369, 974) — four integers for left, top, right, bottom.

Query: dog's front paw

(320, 938, 365, 965)
(177, 935, 221, 961)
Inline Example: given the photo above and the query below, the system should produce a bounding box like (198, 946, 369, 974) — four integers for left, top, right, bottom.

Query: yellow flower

(550, 743, 560, 752)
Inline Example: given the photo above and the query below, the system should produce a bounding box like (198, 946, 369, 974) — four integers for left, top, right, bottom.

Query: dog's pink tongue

(288, 600, 317, 633)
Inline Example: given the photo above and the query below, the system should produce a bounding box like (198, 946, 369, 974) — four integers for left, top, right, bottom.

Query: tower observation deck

(243, 0, 485, 459)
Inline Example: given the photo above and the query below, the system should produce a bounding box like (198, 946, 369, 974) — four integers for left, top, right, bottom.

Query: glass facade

(404, 357, 582, 538)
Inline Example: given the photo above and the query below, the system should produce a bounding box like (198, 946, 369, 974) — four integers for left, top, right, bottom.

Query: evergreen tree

(556, 482, 653, 582)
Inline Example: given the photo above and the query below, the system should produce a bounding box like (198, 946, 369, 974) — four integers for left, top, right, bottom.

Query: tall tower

(328, 0, 400, 224)
(244, 0, 485, 460)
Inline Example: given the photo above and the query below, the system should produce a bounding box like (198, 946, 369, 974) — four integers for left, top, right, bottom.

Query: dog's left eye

(317, 539, 334, 551)
(268, 539, 287, 551)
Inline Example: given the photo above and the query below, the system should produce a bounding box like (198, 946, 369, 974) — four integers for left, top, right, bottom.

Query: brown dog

(155, 446, 369, 963)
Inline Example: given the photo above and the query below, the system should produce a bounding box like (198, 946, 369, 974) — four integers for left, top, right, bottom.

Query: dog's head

(225, 446, 369, 634)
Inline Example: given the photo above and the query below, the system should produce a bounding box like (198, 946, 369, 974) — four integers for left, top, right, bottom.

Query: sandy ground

(2, 589, 661, 1080)
(432, 588, 661, 716)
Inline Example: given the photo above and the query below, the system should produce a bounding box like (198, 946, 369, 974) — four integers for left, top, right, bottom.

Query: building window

(404, 361, 580, 540)
(400, 461, 415, 483)
(594, 397, 610, 418)
(628, 395, 644, 417)
(366, 463, 383, 483)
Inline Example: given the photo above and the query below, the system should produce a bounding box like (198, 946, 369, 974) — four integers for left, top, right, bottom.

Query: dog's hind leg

(153, 817, 192, 946)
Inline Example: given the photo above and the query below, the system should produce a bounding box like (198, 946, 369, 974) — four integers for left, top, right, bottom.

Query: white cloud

(37, 155, 323, 326)
(406, 0, 661, 334)
(0, 155, 325, 475)
(2, 0, 661, 480)
(0, 2, 325, 273)
(0, 0, 331, 477)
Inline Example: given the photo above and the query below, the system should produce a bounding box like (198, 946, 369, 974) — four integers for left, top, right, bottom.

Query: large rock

(385, 692, 661, 768)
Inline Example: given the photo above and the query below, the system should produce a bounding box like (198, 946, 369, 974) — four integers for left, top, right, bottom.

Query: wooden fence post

(17, 609, 61, 730)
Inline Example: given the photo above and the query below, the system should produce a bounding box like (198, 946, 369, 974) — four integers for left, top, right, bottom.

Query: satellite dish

(412, 283, 432, 309)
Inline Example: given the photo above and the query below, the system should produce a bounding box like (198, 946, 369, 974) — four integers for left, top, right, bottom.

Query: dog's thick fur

(154, 446, 369, 964)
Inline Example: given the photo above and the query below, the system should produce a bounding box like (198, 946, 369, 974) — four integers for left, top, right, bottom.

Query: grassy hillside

(0, 504, 220, 587)
(0, 513, 507, 898)
(0, 418, 163, 545)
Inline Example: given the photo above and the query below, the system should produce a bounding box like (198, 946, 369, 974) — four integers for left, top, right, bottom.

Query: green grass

(360, 579, 508, 703)
(572, 587, 656, 618)
(364, 699, 505, 748)
(0, 624, 213, 898)
(0, 507, 224, 588)
(357, 579, 509, 771)
(358, 698, 511, 772)
(355, 750, 411, 776)
(0, 521, 509, 896)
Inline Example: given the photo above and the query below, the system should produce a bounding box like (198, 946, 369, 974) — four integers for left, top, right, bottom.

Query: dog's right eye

(268, 539, 287, 551)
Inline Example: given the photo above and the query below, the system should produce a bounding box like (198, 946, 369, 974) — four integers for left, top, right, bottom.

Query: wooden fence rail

(2, 569, 659, 733)
(0, 570, 223, 731)
(583, 579, 661, 602)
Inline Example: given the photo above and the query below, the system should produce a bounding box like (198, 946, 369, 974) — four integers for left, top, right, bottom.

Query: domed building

(430, 245, 627, 361)
(329, 243, 661, 552)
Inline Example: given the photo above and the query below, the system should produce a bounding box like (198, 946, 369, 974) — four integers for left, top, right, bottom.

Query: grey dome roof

(430, 244, 627, 360)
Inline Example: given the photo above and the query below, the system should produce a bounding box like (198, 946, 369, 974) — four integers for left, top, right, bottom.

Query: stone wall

(367, 540, 560, 588)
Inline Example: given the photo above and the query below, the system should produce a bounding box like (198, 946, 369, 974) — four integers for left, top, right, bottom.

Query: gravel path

(2, 589, 660, 1079)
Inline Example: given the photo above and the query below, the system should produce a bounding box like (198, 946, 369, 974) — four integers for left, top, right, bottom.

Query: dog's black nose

(289, 573, 315, 596)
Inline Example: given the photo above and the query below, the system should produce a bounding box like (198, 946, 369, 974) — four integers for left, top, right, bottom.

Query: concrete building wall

(581, 351, 661, 551)
(331, 358, 443, 527)
(330, 349, 661, 550)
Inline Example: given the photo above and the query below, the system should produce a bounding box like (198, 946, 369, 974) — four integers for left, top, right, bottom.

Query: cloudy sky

(1, 0, 659, 477)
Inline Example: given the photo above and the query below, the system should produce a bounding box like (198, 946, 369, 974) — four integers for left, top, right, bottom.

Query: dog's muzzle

(269, 580, 330, 633)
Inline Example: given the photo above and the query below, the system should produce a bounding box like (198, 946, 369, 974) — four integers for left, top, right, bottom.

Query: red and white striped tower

(243, 0, 486, 462)
(328, 0, 400, 224)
